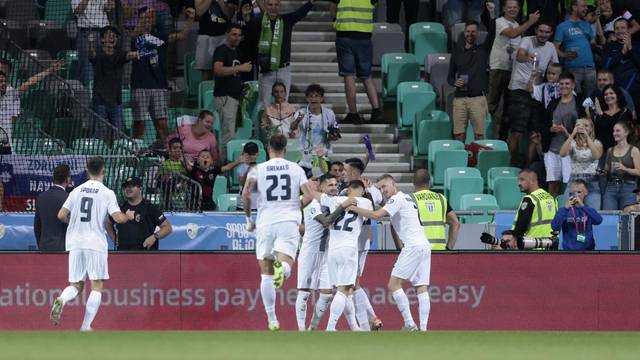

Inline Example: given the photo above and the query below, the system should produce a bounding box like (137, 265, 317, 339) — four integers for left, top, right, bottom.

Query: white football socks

(343, 295, 360, 331)
(260, 275, 277, 323)
(418, 291, 431, 331)
(354, 288, 371, 331)
(392, 289, 416, 328)
(295, 290, 311, 331)
(59, 286, 79, 304)
(80, 291, 101, 330)
(326, 291, 347, 331)
(281, 262, 292, 280)
(310, 293, 332, 330)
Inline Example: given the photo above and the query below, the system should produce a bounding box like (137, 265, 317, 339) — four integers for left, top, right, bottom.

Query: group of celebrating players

(48, 133, 432, 332)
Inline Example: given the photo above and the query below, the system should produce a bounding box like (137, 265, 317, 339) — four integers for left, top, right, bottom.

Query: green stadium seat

(213, 175, 229, 205)
(444, 167, 484, 210)
(183, 52, 195, 97)
(187, 60, 202, 100)
(104, 164, 136, 190)
(396, 81, 435, 131)
(493, 177, 524, 210)
(381, 53, 420, 98)
(45, 0, 73, 26)
(122, 88, 131, 108)
(57, 50, 78, 80)
(217, 193, 239, 211)
(459, 193, 499, 223)
(35, 138, 65, 155)
(474, 140, 510, 182)
(487, 167, 521, 192)
(428, 140, 467, 186)
(413, 110, 452, 160)
(409, 22, 448, 65)
(72, 138, 108, 155)
(198, 80, 215, 110)
(112, 138, 145, 155)
(465, 113, 494, 144)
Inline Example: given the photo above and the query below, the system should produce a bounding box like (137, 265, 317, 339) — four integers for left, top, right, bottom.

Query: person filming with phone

(551, 179, 602, 250)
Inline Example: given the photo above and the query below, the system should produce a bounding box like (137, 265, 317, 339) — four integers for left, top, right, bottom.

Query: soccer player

(349, 174, 432, 331)
(315, 180, 372, 331)
(243, 134, 312, 331)
(342, 157, 383, 330)
(296, 173, 345, 331)
(49, 157, 134, 331)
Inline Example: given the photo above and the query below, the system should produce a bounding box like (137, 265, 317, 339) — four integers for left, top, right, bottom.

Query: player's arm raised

(315, 198, 357, 228)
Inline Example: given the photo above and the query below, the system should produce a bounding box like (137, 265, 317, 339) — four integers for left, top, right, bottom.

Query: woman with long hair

(603, 120, 640, 210)
(593, 85, 633, 154)
(559, 118, 603, 209)
(260, 81, 298, 138)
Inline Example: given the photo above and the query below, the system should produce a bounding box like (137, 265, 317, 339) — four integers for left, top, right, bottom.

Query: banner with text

(0, 253, 638, 331)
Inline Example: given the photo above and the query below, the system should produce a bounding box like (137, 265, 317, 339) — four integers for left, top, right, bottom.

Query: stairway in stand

(283, 0, 414, 192)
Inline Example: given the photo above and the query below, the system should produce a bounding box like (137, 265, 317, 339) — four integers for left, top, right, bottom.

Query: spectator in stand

(235, 142, 260, 211)
(290, 84, 339, 176)
(554, 0, 597, 96)
(189, 148, 244, 210)
(169, 110, 220, 164)
(213, 24, 253, 161)
(0, 62, 64, 154)
(551, 179, 602, 250)
(158, 138, 189, 210)
(593, 85, 633, 156)
(195, 0, 239, 80)
(386, 0, 418, 41)
(236, 0, 261, 81)
(331, 0, 383, 124)
(488, 0, 539, 140)
(528, 62, 563, 167)
(559, 118, 603, 209)
(260, 81, 298, 138)
(329, 160, 346, 190)
(447, 21, 490, 142)
(88, 26, 139, 144)
(72, 0, 114, 86)
(603, 18, 640, 117)
(623, 187, 640, 213)
(584, 69, 636, 120)
(446, 0, 484, 26)
(34, 165, 71, 252)
(507, 21, 558, 167)
(160, 138, 189, 177)
(130, 6, 195, 148)
(541, 72, 585, 197)
(250, 0, 314, 106)
(598, 0, 639, 36)
(602, 120, 640, 211)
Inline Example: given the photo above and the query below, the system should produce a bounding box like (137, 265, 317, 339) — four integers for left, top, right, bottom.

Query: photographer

(512, 169, 558, 247)
(484, 230, 517, 250)
(552, 179, 603, 250)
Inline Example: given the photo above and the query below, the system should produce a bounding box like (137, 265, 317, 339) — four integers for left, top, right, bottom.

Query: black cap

(122, 176, 143, 188)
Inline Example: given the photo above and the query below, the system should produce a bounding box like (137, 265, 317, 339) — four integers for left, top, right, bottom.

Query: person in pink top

(169, 110, 220, 164)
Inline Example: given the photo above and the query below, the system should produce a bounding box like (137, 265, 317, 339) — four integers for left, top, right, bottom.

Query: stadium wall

(1, 253, 639, 331)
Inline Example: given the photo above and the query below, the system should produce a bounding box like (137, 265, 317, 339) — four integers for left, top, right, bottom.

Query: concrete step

(396, 182, 414, 193)
(289, 91, 368, 105)
(295, 21, 335, 32)
(332, 142, 398, 153)
(291, 41, 335, 52)
(291, 62, 338, 73)
(292, 31, 336, 41)
(291, 72, 344, 83)
(290, 82, 364, 93)
(281, 1, 332, 12)
(359, 162, 411, 172)
(334, 132, 395, 144)
(339, 123, 396, 134)
(289, 103, 374, 116)
(362, 172, 414, 183)
(291, 52, 337, 62)
(331, 152, 409, 162)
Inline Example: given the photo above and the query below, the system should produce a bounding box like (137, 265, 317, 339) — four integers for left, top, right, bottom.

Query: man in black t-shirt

(106, 176, 173, 250)
(213, 24, 253, 161)
(195, 0, 239, 80)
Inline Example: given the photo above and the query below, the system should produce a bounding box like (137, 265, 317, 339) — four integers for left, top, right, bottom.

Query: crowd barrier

(0, 252, 638, 331)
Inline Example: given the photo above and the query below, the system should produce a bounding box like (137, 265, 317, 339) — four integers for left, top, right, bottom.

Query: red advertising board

(1, 253, 639, 331)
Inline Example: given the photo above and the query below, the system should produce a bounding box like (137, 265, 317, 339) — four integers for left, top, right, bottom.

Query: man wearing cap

(106, 176, 172, 250)
(623, 187, 640, 213)
(236, 141, 260, 211)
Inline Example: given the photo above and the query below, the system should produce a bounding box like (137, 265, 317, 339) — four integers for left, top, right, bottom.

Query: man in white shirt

(242, 133, 313, 331)
(318, 180, 371, 331)
(49, 156, 133, 331)
(349, 174, 431, 331)
(507, 21, 558, 166)
(488, 0, 539, 139)
(73, 0, 114, 85)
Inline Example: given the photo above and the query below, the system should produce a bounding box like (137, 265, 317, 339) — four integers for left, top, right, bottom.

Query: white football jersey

(383, 191, 430, 248)
(342, 185, 383, 251)
(62, 179, 121, 253)
(302, 199, 330, 252)
(249, 157, 308, 226)
(321, 194, 372, 250)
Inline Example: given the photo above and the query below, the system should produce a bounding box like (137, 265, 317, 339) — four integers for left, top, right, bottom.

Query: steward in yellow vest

(413, 169, 460, 250)
(512, 169, 557, 241)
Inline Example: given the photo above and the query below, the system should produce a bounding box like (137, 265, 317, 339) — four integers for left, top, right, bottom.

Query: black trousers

(386, 0, 420, 29)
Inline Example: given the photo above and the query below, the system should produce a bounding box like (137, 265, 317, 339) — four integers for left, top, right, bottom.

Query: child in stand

(528, 62, 563, 166)
(189, 149, 244, 210)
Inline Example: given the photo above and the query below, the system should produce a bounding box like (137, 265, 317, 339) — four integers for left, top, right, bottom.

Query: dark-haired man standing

(35, 164, 72, 251)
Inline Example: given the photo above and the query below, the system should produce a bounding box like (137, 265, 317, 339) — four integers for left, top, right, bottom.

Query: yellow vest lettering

(414, 190, 447, 250)
(334, 0, 374, 33)
(513, 188, 557, 238)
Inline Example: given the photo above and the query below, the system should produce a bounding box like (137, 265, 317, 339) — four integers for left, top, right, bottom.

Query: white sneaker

(80, 327, 93, 332)
(402, 324, 419, 332)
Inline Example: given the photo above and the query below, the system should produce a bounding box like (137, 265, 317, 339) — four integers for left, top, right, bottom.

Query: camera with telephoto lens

(517, 233, 560, 250)
(328, 123, 341, 140)
(480, 232, 510, 249)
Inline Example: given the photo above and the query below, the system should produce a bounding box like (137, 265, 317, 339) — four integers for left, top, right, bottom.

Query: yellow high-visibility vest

(334, 0, 374, 33)
(513, 188, 557, 238)
(414, 190, 447, 250)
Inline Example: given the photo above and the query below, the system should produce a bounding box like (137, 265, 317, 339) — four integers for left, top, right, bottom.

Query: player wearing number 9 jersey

(50, 157, 133, 331)
(349, 174, 432, 332)
(242, 134, 313, 331)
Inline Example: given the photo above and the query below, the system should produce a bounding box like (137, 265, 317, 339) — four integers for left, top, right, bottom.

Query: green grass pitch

(1, 331, 639, 360)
